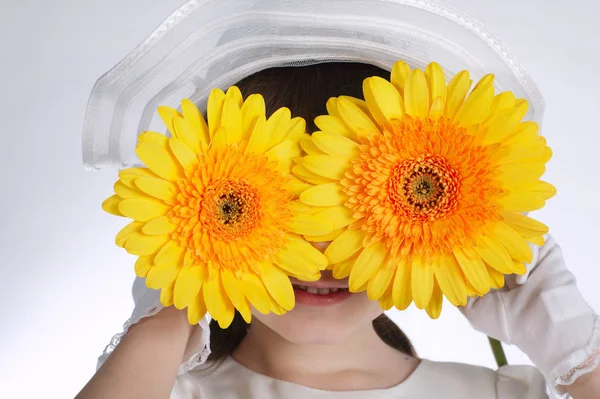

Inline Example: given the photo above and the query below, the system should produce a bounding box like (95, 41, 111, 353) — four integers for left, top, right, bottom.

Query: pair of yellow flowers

(102, 60, 555, 328)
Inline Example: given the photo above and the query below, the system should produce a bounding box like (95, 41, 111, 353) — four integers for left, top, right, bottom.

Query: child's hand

(459, 236, 599, 397)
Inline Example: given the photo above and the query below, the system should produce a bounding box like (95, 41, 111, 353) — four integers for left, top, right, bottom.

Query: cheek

(251, 292, 384, 345)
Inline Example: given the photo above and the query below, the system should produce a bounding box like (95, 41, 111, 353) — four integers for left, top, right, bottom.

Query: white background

(1, 0, 599, 397)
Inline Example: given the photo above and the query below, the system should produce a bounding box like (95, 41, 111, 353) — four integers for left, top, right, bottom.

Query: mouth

(292, 284, 350, 295)
(291, 283, 352, 306)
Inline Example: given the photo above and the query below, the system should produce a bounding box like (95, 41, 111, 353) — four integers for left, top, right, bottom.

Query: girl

(76, 1, 600, 398)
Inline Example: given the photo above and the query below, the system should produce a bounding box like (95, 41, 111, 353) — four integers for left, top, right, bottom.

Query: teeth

(293, 285, 347, 295)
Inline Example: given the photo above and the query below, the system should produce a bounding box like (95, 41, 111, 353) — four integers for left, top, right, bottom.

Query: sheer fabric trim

(548, 314, 600, 399)
(97, 304, 212, 375)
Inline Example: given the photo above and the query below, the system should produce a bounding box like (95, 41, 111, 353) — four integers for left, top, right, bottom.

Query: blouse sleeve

(496, 365, 551, 399)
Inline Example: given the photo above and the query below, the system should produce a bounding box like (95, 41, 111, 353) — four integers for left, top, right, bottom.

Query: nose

(310, 241, 331, 253)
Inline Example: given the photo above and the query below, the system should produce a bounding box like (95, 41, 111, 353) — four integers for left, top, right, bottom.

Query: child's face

(250, 242, 384, 345)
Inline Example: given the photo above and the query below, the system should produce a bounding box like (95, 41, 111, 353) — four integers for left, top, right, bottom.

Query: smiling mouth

(292, 284, 350, 295)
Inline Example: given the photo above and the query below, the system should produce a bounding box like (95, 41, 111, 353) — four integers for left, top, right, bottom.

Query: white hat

(82, 0, 544, 171)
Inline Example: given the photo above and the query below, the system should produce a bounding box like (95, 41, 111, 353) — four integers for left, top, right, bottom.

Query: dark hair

(208, 62, 416, 361)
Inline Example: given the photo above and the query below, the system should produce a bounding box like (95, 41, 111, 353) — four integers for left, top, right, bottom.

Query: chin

(252, 292, 383, 345)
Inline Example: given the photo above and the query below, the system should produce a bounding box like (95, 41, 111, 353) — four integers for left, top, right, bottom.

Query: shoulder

(417, 360, 547, 399)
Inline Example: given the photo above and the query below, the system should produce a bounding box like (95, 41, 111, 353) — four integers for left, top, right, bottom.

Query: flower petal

(266, 140, 299, 173)
(336, 96, 379, 138)
(314, 115, 355, 139)
(487, 266, 506, 290)
(349, 241, 386, 291)
(245, 115, 268, 153)
(304, 228, 344, 243)
(118, 167, 157, 188)
(154, 240, 185, 267)
(102, 194, 124, 216)
(134, 255, 153, 277)
(300, 183, 347, 207)
(264, 107, 292, 149)
(485, 221, 533, 264)
(181, 98, 210, 146)
(425, 281, 443, 319)
(169, 138, 198, 172)
(119, 197, 171, 222)
(434, 254, 468, 307)
(453, 247, 490, 294)
(325, 228, 365, 264)
(241, 272, 272, 314)
(292, 164, 334, 185)
(454, 83, 494, 126)
(490, 91, 516, 113)
(187, 288, 208, 325)
(316, 205, 356, 230)
(261, 263, 295, 311)
(481, 102, 528, 146)
(173, 265, 205, 309)
(134, 177, 176, 202)
(135, 141, 183, 181)
(444, 70, 471, 119)
(425, 62, 447, 104)
(300, 134, 326, 155)
(392, 258, 412, 310)
(203, 273, 235, 328)
(288, 214, 334, 236)
(284, 176, 313, 197)
(160, 281, 175, 307)
(221, 98, 243, 144)
(241, 94, 266, 141)
(157, 106, 181, 137)
(332, 253, 358, 279)
(302, 155, 350, 180)
(116, 221, 144, 247)
(404, 69, 430, 118)
(501, 212, 549, 239)
(366, 257, 395, 300)
(283, 117, 306, 142)
(411, 255, 434, 309)
(274, 235, 328, 275)
(311, 132, 360, 158)
(390, 60, 411, 96)
(124, 233, 170, 256)
(363, 76, 404, 126)
(114, 180, 144, 199)
(146, 263, 179, 289)
(221, 268, 252, 323)
(429, 97, 445, 119)
(207, 88, 226, 137)
(474, 235, 515, 274)
(142, 216, 176, 235)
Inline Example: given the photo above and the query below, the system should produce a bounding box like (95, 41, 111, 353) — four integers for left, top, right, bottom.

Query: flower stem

(488, 336, 508, 368)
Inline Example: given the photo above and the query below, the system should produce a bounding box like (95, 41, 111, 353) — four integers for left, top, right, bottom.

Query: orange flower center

(200, 179, 261, 240)
(343, 117, 500, 259)
(168, 145, 293, 271)
(389, 155, 460, 222)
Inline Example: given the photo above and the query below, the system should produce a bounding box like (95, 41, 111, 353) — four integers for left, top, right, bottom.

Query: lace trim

(99, 304, 162, 361)
(178, 316, 212, 374)
(547, 314, 600, 399)
(98, 305, 212, 375)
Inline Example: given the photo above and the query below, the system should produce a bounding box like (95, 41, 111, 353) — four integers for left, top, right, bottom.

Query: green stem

(488, 336, 508, 368)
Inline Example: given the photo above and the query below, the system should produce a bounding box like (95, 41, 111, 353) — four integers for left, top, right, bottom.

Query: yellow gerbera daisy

(102, 87, 328, 328)
(295, 61, 555, 318)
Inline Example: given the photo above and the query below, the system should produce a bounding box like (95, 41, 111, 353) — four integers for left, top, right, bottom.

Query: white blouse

(171, 356, 548, 398)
